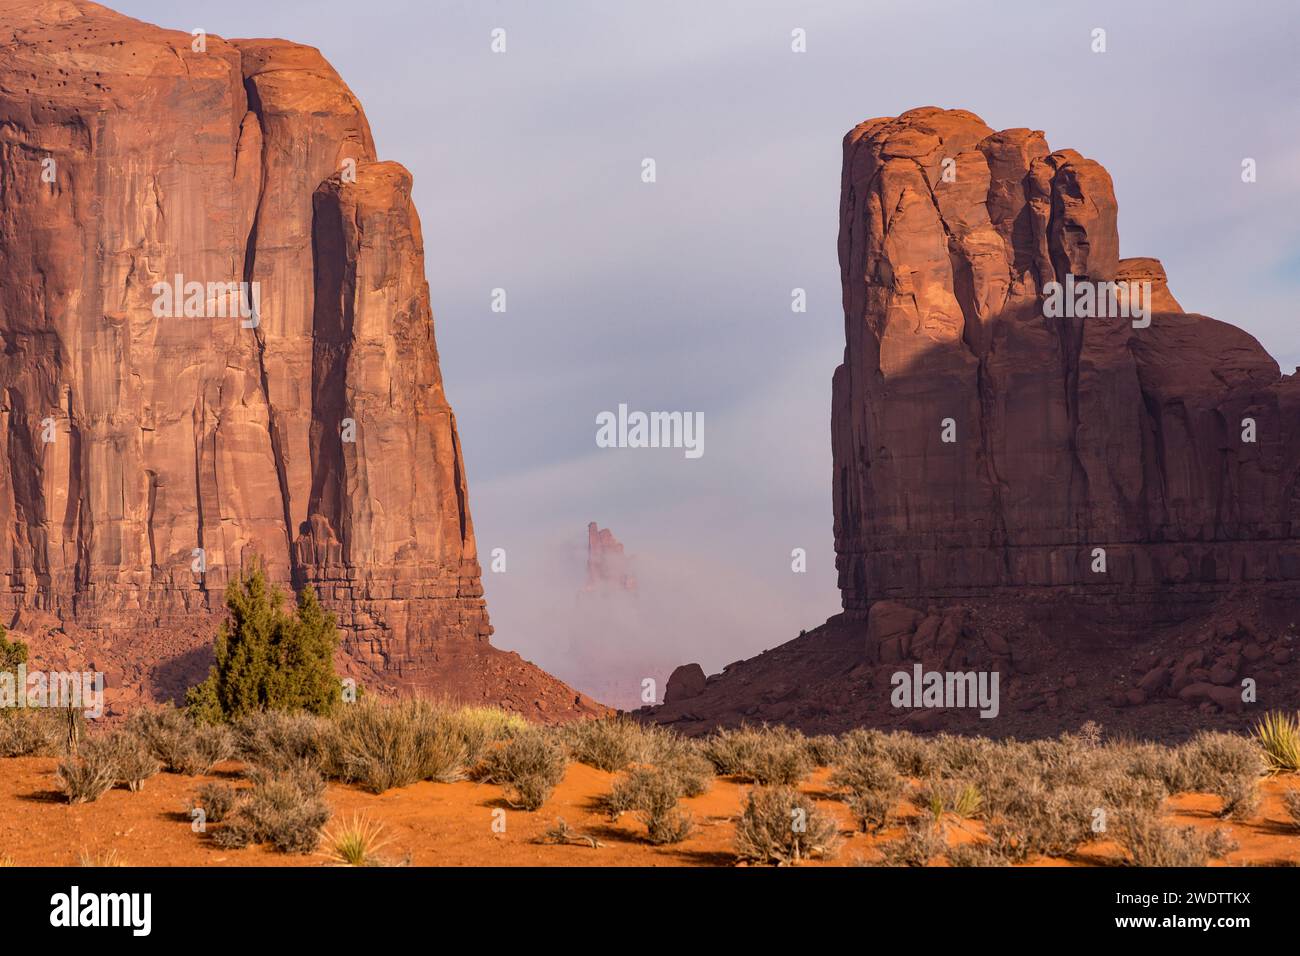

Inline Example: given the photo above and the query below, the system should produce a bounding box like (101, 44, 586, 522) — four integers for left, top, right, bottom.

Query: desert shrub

(838, 727, 889, 762)
(479, 729, 567, 811)
(101, 731, 160, 792)
(605, 766, 659, 818)
(916, 777, 983, 820)
(637, 730, 713, 796)
(701, 725, 761, 775)
(703, 725, 811, 785)
(880, 732, 936, 778)
(984, 782, 1099, 862)
(1021, 736, 1096, 789)
(733, 786, 840, 865)
(333, 699, 467, 794)
(1116, 811, 1238, 866)
(927, 734, 1002, 779)
(605, 765, 694, 843)
(878, 819, 947, 867)
(1215, 776, 1261, 821)
(1108, 739, 1185, 791)
(233, 710, 338, 775)
(626, 768, 694, 845)
(1097, 772, 1168, 815)
(189, 781, 240, 824)
(1178, 731, 1265, 788)
(186, 561, 341, 723)
(1253, 711, 1300, 773)
(831, 754, 904, 832)
(1177, 731, 1264, 819)
(561, 717, 655, 772)
(805, 735, 844, 767)
(1282, 788, 1300, 830)
(946, 843, 1010, 867)
(212, 766, 330, 853)
(56, 738, 119, 804)
(127, 706, 233, 775)
(0, 708, 64, 757)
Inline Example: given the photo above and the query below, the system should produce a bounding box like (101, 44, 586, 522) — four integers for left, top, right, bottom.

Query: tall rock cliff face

(645, 107, 1300, 738)
(832, 107, 1300, 625)
(0, 1, 602, 718)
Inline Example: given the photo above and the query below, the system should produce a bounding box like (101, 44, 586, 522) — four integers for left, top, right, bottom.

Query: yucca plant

(1253, 711, 1300, 773)
(321, 813, 392, 866)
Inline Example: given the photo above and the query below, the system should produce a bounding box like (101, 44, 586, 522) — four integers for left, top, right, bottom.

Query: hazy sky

(114, 0, 1300, 698)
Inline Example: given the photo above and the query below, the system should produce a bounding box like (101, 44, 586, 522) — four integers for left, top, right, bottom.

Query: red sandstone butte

(831, 107, 1300, 625)
(0, 0, 603, 720)
(645, 107, 1300, 738)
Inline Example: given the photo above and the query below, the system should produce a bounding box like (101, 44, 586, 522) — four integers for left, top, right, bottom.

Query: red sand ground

(1, 758, 1297, 867)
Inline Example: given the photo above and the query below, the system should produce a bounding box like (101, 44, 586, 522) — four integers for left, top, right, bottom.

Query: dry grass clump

(100, 730, 160, 792)
(640, 732, 714, 797)
(77, 848, 127, 867)
(945, 843, 1010, 867)
(830, 753, 904, 833)
(0, 709, 65, 757)
(478, 728, 567, 810)
(56, 737, 120, 804)
(983, 781, 1099, 862)
(561, 717, 659, 772)
(127, 706, 232, 775)
(877, 818, 948, 867)
(332, 699, 468, 794)
(55, 731, 161, 802)
(212, 765, 330, 854)
(805, 734, 845, 767)
(1176, 731, 1264, 820)
(703, 724, 811, 785)
(733, 785, 840, 865)
(441, 705, 526, 766)
(233, 711, 338, 775)
(925, 734, 1002, 779)
(1115, 810, 1239, 866)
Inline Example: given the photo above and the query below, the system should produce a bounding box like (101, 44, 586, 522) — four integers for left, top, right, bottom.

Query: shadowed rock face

(832, 107, 1300, 626)
(0, 1, 602, 716)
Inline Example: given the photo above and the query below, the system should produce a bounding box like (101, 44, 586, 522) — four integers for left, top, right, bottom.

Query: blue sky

(113, 0, 1300, 696)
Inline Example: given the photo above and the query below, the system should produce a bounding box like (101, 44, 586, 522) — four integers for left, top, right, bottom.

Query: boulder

(664, 664, 708, 703)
